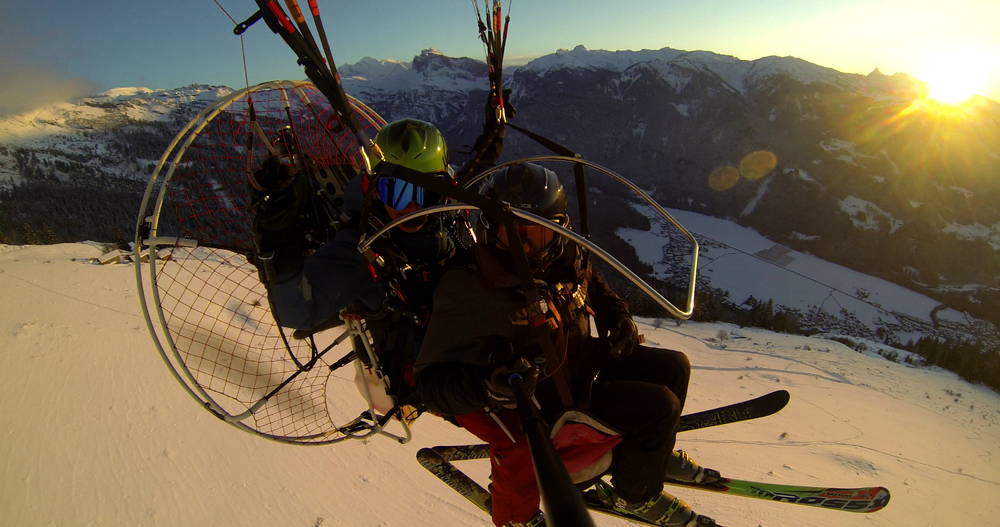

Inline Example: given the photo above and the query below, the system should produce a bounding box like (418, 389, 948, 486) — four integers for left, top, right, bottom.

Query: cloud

(0, 5, 95, 117)
(0, 65, 96, 117)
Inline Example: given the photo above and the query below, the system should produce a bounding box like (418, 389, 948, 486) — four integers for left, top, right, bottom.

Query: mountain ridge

(1, 46, 998, 342)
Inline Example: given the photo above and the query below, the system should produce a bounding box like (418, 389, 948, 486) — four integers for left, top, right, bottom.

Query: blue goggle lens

(377, 178, 439, 210)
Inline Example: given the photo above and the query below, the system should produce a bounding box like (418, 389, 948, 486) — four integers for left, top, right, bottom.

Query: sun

(920, 52, 987, 104)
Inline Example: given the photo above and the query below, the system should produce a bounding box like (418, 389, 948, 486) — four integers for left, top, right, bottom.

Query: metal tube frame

(134, 80, 410, 445)
(359, 168, 699, 319)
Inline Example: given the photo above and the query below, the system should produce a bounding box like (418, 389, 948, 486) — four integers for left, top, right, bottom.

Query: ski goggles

(377, 177, 440, 211)
(375, 165, 455, 211)
(495, 217, 568, 255)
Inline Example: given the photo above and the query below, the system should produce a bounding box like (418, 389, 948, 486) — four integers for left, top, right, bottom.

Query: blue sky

(2, 0, 999, 113)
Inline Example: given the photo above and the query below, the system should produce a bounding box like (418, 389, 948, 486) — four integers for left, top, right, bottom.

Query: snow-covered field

(620, 205, 978, 345)
(2, 243, 999, 526)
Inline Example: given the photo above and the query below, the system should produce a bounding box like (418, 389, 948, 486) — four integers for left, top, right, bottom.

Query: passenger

(248, 118, 458, 335)
(249, 119, 459, 403)
(414, 162, 716, 527)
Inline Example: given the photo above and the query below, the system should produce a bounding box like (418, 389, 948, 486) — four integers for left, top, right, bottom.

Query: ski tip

(829, 485, 891, 513)
(415, 447, 440, 462)
(867, 487, 891, 513)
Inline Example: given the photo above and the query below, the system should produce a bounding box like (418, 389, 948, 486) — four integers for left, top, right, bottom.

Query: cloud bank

(0, 65, 95, 117)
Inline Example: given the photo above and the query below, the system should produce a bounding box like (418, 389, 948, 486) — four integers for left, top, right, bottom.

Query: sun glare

(921, 53, 987, 104)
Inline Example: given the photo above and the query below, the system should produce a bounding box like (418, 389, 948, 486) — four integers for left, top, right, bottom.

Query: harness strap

(539, 297, 574, 408)
(365, 164, 577, 409)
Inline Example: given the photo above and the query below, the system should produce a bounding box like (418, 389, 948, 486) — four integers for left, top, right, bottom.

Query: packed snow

(942, 221, 1000, 251)
(2, 242, 999, 526)
(619, 205, 973, 342)
(738, 176, 773, 217)
(0, 85, 231, 145)
(838, 196, 904, 234)
(783, 167, 817, 183)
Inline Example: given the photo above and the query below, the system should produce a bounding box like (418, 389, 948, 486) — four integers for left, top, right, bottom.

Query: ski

(583, 482, 724, 527)
(417, 388, 791, 449)
(662, 476, 890, 513)
(679, 390, 790, 432)
(418, 445, 728, 526)
(418, 443, 889, 524)
(416, 392, 793, 523)
(584, 497, 725, 526)
(416, 447, 492, 515)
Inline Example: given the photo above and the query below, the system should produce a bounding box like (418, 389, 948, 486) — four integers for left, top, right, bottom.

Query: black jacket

(414, 244, 629, 417)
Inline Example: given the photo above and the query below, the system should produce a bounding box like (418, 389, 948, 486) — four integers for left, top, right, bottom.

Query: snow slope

(1, 243, 999, 526)
(0, 85, 231, 187)
(0, 85, 230, 146)
(620, 205, 978, 346)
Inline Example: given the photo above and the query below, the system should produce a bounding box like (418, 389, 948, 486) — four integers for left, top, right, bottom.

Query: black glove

(484, 88, 515, 126)
(608, 315, 639, 360)
(471, 132, 504, 164)
(483, 358, 539, 406)
(472, 89, 515, 164)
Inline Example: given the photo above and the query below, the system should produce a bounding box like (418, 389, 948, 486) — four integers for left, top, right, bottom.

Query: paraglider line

(213, 0, 251, 91)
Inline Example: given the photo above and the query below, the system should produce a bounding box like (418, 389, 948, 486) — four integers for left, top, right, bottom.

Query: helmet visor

(496, 219, 565, 256)
(377, 178, 441, 211)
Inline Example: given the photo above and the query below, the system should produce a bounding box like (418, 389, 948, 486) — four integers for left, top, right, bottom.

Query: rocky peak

(338, 57, 410, 82)
(411, 48, 485, 78)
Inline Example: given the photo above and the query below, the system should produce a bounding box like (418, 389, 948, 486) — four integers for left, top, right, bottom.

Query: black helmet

(271, 127, 302, 171)
(488, 162, 567, 220)
(484, 162, 569, 266)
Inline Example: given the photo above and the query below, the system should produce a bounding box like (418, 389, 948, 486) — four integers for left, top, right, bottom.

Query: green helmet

(373, 118, 449, 174)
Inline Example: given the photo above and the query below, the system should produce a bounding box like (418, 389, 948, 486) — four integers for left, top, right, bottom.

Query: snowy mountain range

(1, 46, 999, 341)
(337, 46, 1000, 333)
(0, 85, 231, 244)
(0, 85, 230, 186)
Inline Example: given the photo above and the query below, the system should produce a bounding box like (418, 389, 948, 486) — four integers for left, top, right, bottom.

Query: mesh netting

(156, 246, 334, 439)
(141, 81, 385, 443)
(165, 83, 381, 251)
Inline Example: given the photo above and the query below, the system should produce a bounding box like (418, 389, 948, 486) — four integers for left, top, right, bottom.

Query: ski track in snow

(1, 243, 1000, 527)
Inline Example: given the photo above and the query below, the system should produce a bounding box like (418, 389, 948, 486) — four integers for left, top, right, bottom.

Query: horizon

(30, 45, 1000, 109)
(1, 1, 998, 116)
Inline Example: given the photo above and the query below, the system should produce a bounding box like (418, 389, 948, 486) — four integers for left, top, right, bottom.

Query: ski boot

(506, 509, 545, 527)
(593, 480, 716, 527)
(665, 450, 721, 483)
(291, 316, 345, 340)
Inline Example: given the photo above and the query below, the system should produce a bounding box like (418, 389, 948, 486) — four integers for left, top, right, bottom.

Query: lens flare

(708, 166, 740, 191)
(739, 150, 777, 180)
